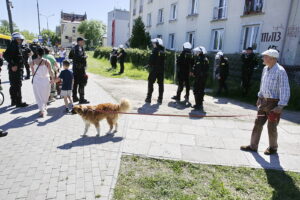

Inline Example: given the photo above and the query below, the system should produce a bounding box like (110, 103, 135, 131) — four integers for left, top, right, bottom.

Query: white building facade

(60, 12, 87, 48)
(107, 9, 130, 47)
(129, 0, 300, 66)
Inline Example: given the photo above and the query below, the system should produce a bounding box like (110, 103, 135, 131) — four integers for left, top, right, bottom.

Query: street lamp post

(40, 14, 55, 30)
(37, 0, 41, 35)
(6, 0, 14, 34)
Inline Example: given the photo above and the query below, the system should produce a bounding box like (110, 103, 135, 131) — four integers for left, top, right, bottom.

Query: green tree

(41, 29, 60, 46)
(0, 20, 18, 35)
(20, 30, 36, 41)
(78, 20, 106, 48)
(129, 17, 151, 49)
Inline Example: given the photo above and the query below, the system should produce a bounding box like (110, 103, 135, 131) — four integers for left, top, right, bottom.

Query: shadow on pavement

(137, 103, 160, 114)
(0, 113, 38, 131)
(188, 109, 207, 120)
(57, 134, 123, 150)
(10, 104, 38, 114)
(0, 105, 15, 114)
(251, 153, 300, 199)
(168, 101, 192, 110)
(37, 106, 65, 126)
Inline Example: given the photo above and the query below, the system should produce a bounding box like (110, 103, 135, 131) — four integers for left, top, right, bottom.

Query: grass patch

(113, 155, 300, 200)
(87, 52, 173, 84)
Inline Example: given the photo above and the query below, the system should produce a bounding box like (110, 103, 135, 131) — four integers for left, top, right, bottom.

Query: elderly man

(241, 49, 290, 155)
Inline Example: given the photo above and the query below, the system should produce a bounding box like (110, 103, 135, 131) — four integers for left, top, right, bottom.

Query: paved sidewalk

(0, 68, 299, 200)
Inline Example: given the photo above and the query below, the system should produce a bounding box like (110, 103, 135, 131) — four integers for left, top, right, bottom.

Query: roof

(61, 11, 87, 22)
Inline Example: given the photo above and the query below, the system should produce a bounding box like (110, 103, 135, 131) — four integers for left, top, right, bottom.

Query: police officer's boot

(145, 95, 151, 103)
(192, 95, 203, 110)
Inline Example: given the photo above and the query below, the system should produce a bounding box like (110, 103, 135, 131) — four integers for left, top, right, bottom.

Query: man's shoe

(25, 77, 30, 80)
(73, 97, 79, 102)
(0, 130, 8, 137)
(192, 104, 203, 110)
(16, 102, 28, 108)
(171, 96, 180, 101)
(145, 97, 151, 103)
(264, 147, 277, 155)
(240, 145, 257, 152)
(65, 108, 69, 113)
(79, 99, 90, 104)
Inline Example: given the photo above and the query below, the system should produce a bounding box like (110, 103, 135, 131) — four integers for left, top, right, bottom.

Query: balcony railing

(213, 6, 227, 20)
(244, 1, 263, 15)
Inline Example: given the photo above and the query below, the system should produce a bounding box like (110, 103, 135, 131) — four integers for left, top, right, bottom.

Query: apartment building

(107, 9, 130, 47)
(129, 0, 300, 66)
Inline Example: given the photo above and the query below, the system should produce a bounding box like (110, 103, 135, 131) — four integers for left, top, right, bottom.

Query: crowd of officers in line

(110, 38, 257, 110)
(1, 32, 90, 109)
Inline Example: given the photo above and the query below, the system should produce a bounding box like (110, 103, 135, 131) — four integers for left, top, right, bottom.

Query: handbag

(31, 59, 44, 84)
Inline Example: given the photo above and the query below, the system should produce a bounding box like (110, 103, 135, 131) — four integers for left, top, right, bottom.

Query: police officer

(172, 42, 193, 102)
(30, 39, 41, 60)
(191, 46, 209, 110)
(109, 47, 118, 71)
(117, 45, 126, 74)
(215, 51, 229, 95)
(3, 32, 28, 107)
(21, 43, 32, 80)
(241, 47, 258, 95)
(145, 38, 165, 104)
(71, 37, 89, 104)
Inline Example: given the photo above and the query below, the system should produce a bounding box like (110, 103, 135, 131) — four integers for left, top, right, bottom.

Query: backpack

(68, 48, 75, 60)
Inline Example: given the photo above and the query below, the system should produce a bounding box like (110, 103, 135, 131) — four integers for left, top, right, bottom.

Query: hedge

(93, 47, 300, 110)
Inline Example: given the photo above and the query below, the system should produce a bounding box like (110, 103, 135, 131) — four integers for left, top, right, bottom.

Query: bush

(94, 47, 176, 80)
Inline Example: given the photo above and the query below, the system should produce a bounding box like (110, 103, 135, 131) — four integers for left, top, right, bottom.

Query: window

(148, 0, 153, 3)
(72, 27, 76, 33)
(213, 0, 227, 20)
(168, 34, 175, 50)
(244, 0, 263, 15)
(139, 0, 144, 13)
(65, 36, 69, 39)
(186, 32, 195, 48)
(188, 0, 199, 15)
(211, 29, 224, 51)
(157, 9, 164, 24)
(170, 3, 177, 20)
(242, 25, 260, 50)
(146, 13, 152, 27)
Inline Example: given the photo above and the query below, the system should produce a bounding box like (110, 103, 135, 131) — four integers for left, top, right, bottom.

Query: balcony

(243, 1, 263, 15)
(212, 6, 227, 21)
(133, 9, 136, 16)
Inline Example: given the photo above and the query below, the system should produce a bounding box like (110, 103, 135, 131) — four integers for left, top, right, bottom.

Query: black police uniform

(72, 44, 88, 103)
(173, 49, 194, 101)
(215, 56, 229, 95)
(118, 49, 126, 74)
(145, 45, 165, 103)
(192, 54, 209, 109)
(241, 52, 258, 94)
(21, 45, 32, 79)
(110, 49, 118, 69)
(29, 43, 41, 60)
(3, 40, 26, 106)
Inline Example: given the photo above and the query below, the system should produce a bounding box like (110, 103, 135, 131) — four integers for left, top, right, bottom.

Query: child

(58, 60, 74, 112)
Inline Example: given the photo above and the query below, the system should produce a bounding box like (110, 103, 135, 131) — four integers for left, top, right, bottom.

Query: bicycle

(0, 87, 4, 106)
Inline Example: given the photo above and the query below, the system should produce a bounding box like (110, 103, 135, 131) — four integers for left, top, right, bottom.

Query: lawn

(87, 52, 173, 84)
(113, 155, 300, 200)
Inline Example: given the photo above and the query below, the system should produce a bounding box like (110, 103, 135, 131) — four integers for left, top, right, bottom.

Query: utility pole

(6, 0, 14, 34)
(37, 0, 41, 35)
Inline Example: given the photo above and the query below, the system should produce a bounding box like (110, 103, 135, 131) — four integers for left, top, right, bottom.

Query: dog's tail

(119, 98, 131, 112)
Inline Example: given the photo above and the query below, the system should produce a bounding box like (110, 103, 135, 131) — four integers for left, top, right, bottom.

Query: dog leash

(84, 109, 265, 119)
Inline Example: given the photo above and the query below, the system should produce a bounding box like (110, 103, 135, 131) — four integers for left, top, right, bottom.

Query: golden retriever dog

(72, 99, 130, 136)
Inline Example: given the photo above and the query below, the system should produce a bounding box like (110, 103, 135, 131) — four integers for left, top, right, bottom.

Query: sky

(0, 0, 129, 35)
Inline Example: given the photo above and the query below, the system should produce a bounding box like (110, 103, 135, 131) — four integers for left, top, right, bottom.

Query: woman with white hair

(191, 46, 209, 110)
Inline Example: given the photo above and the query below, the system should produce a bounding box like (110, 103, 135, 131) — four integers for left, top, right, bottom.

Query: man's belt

(263, 98, 279, 102)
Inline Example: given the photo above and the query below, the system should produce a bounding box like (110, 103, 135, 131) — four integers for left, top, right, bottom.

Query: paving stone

(148, 143, 182, 159)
